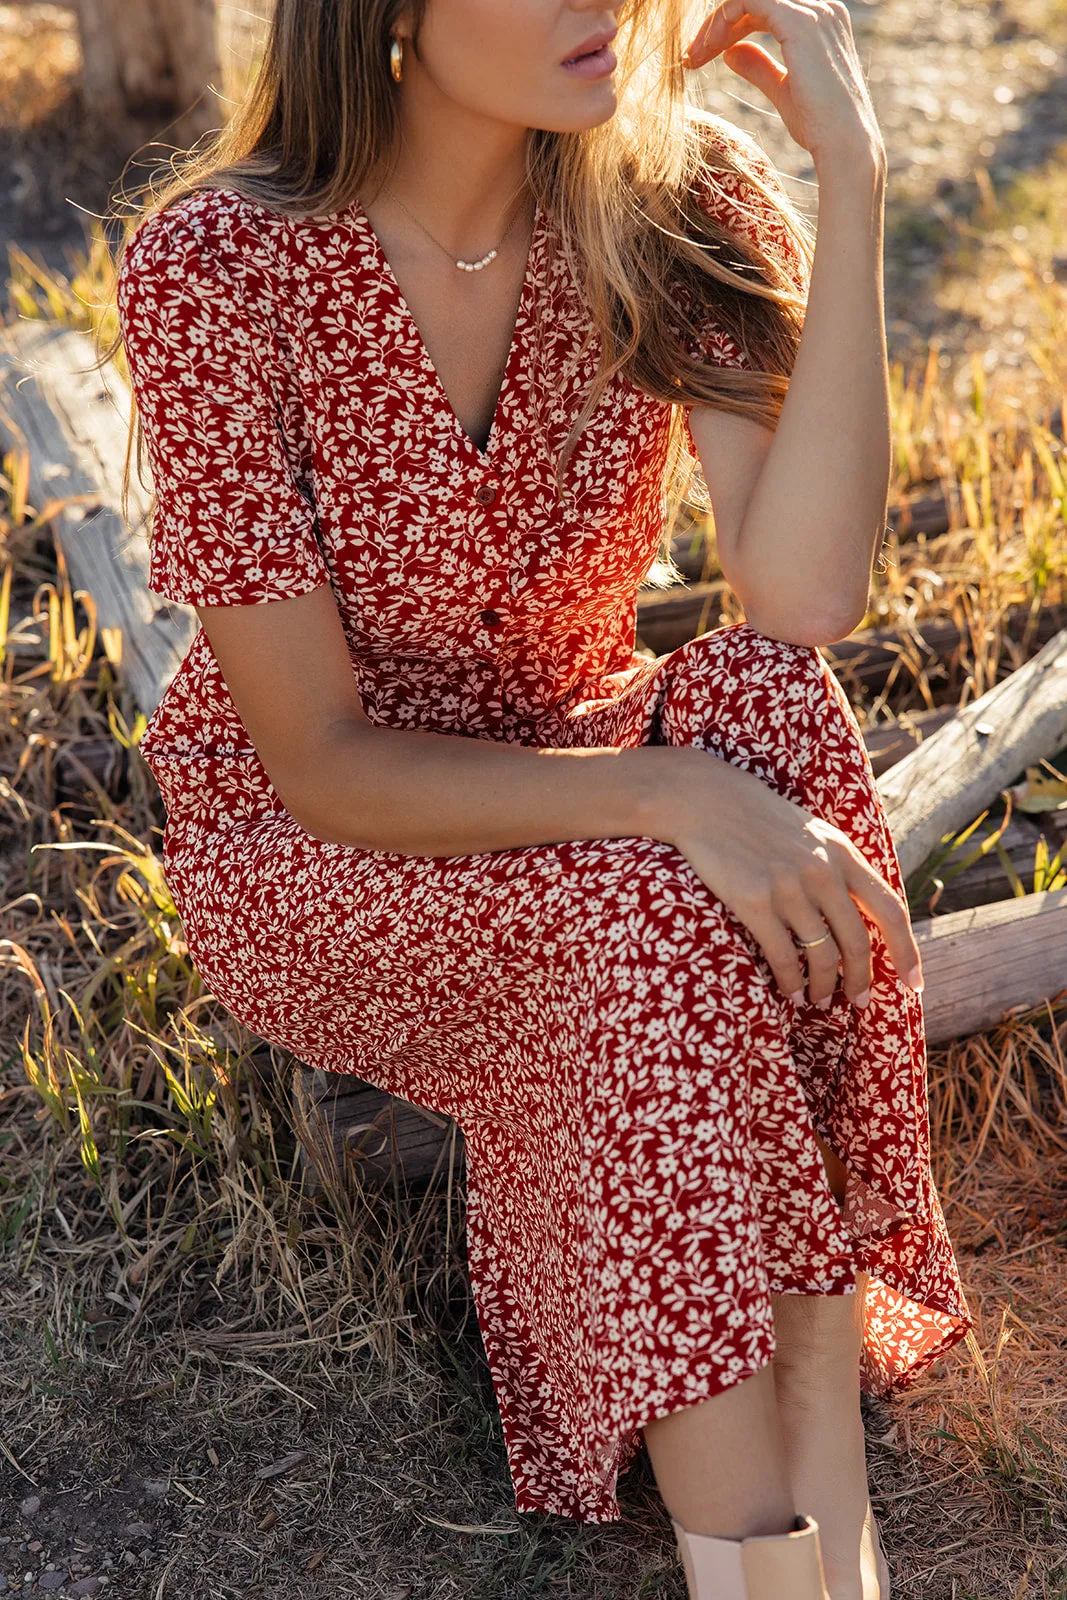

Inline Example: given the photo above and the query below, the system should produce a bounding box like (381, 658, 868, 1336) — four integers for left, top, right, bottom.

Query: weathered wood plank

(290, 1067, 465, 1195)
(876, 625, 1067, 882)
(0, 321, 196, 716)
(885, 489, 952, 540)
(636, 580, 729, 654)
(913, 886, 1067, 1043)
(861, 705, 956, 777)
(822, 602, 1067, 701)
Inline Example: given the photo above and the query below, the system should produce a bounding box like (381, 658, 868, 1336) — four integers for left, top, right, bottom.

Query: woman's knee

(663, 622, 879, 826)
(658, 622, 853, 790)
(674, 620, 825, 683)
(661, 623, 833, 735)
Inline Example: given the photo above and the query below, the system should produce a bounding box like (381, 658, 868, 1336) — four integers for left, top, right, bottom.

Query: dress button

(480, 609, 502, 628)
(474, 484, 498, 507)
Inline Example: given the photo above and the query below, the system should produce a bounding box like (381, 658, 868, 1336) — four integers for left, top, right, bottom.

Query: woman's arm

(196, 585, 923, 1004)
(685, 1, 890, 643)
(195, 584, 690, 855)
(691, 154, 889, 642)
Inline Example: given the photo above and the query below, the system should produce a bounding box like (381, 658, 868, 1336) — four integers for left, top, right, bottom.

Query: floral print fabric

(118, 116, 971, 1523)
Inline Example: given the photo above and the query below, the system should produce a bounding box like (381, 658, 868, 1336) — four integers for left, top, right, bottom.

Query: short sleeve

(675, 121, 812, 372)
(693, 122, 812, 298)
(117, 195, 332, 607)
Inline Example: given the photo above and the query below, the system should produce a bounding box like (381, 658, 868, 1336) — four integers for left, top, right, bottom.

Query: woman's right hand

(662, 749, 924, 1010)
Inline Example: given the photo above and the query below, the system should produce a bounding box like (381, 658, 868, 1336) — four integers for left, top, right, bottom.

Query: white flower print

(116, 117, 971, 1524)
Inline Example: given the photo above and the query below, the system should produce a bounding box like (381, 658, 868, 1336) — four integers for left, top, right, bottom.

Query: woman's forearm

(734, 148, 890, 638)
(288, 716, 711, 857)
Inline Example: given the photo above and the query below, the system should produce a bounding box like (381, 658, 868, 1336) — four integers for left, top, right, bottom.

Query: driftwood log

(862, 705, 957, 778)
(876, 624, 1067, 882)
(885, 489, 953, 540)
(822, 603, 1067, 702)
(0, 322, 196, 718)
(7, 318, 1067, 1191)
(289, 1069, 467, 1195)
(913, 886, 1067, 1044)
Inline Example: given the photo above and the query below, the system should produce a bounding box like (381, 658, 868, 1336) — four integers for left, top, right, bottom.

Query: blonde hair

(98, 0, 814, 578)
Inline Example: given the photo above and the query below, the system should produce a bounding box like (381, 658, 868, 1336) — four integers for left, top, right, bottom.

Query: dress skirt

(151, 621, 972, 1523)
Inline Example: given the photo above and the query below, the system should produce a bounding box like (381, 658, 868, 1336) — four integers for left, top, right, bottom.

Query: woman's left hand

(682, 0, 885, 174)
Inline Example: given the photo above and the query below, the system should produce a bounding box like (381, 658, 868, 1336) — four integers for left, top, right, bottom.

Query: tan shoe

(671, 1513, 831, 1599)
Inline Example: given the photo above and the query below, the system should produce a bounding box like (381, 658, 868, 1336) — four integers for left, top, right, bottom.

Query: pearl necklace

(383, 188, 531, 272)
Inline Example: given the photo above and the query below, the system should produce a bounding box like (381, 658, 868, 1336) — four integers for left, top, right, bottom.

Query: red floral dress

(117, 117, 971, 1524)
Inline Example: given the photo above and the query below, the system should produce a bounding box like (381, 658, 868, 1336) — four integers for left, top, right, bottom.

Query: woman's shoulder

(116, 184, 322, 349)
(116, 186, 303, 402)
(684, 112, 811, 293)
(688, 110, 784, 187)
(119, 183, 375, 316)
(120, 185, 271, 288)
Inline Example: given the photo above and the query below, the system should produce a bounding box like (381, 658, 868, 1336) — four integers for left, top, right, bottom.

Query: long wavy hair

(98, 0, 814, 583)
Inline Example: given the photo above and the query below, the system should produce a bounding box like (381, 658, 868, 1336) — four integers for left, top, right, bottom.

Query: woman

(108, 0, 971, 1595)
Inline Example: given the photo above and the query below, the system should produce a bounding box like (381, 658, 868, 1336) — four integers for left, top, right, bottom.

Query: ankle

(671, 1505, 799, 1540)
(820, 1557, 864, 1600)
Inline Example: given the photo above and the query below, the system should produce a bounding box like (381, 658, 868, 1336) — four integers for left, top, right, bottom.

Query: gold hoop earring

(389, 36, 404, 82)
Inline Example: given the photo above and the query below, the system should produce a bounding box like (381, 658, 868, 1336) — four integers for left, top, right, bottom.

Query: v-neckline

(348, 194, 545, 464)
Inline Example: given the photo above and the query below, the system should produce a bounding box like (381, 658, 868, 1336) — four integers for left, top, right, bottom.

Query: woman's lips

(561, 44, 617, 78)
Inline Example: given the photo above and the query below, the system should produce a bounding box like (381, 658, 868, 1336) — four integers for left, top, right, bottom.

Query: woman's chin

(535, 86, 620, 134)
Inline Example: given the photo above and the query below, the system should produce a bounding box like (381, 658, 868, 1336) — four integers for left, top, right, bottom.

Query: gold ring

(796, 930, 833, 950)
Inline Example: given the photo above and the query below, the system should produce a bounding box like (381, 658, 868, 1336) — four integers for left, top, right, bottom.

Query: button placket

(471, 473, 510, 641)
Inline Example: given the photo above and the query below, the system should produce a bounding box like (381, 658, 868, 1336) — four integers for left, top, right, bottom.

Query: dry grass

(3, 9, 1067, 1598)
(2, 656, 1066, 1593)
(3, 322, 1067, 1600)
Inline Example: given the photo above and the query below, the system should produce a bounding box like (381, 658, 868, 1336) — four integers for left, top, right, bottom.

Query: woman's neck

(370, 81, 532, 245)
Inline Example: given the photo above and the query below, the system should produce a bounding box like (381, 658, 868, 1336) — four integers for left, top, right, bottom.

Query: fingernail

(905, 965, 925, 992)
(853, 988, 871, 1009)
(789, 988, 806, 1006)
(815, 994, 832, 1011)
